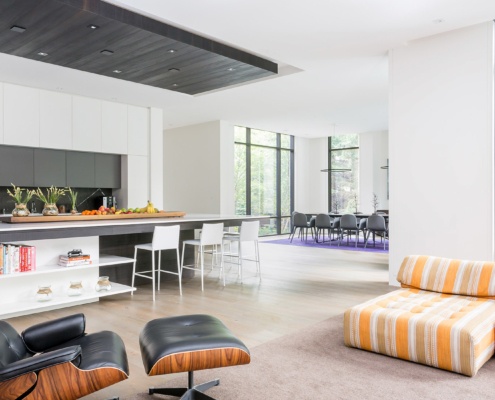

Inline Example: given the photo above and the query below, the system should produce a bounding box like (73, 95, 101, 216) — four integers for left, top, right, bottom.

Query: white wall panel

(389, 22, 494, 285)
(40, 90, 72, 150)
(72, 96, 101, 152)
(128, 105, 149, 156)
(102, 101, 127, 154)
(0, 82, 3, 144)
(4, 83, 40, 147)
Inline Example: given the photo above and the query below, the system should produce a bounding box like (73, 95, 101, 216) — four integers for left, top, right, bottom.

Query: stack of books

(0, 243, 36, 274)
(58, 253, 92, 267)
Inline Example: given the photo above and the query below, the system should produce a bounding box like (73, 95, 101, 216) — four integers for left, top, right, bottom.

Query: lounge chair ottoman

(344, 255, 495, 376)
(139, 314, 251, 399)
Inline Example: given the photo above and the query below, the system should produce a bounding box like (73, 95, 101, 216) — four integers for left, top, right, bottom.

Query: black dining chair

(365, 214, 388, 249)
(289, 212, 314, 242)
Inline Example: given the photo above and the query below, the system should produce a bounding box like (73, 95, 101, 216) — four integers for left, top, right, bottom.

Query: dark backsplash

(0, 187, 112, 214)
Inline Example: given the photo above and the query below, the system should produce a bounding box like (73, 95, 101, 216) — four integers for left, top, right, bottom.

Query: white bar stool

(181, 223, 225, 291)
(223, 220, 261, 282)
(132, 225, 182, 301)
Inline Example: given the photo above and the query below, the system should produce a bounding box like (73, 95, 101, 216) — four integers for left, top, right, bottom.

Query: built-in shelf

(0, 282, 135, 319)
(0, 254, 134, 279)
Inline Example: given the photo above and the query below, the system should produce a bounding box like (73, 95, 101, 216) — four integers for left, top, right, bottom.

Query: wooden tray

(0, 211, 186, 223)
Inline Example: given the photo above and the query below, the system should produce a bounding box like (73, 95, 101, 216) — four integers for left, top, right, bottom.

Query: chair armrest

(22, 314, 86, 353)
(0, 346, 81, 382)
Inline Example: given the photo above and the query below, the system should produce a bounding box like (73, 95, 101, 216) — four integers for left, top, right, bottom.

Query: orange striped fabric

(344, 288, 495, 376)
(397, 255, 495, 297)
(345, 255, 495, 375)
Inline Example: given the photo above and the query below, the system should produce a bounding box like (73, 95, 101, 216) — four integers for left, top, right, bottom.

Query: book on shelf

(0, 243, 36, 274)
(59, 254, 91, 262)
(58, 259, 92, 267)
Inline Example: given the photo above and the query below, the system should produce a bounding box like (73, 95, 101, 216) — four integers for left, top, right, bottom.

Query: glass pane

(281, 149, 291, 216)
(234, 126, 247, 143)
(331, 134, 359, 149)
(260, 218, 278, 236)
(234, 143, 247, 215)
(280, 216, 291, 234)
(280, 134, 291, 149)
(251, 129, 277, 147)
(330, 148, 359, 213)
(251, 146, 277, 217)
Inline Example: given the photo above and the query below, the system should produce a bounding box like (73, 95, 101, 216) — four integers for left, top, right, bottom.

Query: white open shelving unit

(0, 238, 136, 319)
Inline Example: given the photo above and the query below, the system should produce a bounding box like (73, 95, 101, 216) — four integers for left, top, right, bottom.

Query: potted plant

(35, 186, 67, 216)
(67, 187, 79, 214)
(371, 193, 379, 214)
(7, 184, 35, 217)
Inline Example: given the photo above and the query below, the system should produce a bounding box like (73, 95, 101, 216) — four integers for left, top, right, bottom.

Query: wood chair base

(149, 372, 220, 400)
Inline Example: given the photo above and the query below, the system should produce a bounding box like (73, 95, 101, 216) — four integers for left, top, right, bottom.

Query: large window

(328, 135, 359, 213)
(235, 127, 294, 236)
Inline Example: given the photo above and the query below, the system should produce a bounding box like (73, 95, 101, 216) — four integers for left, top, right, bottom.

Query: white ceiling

(1, 0, 495, 138)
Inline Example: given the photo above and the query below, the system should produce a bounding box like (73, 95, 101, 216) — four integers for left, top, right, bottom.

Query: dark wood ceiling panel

(0, 0, 277, 95)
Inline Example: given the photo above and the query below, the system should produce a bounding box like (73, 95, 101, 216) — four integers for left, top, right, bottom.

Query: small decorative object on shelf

(67, 187, 79, 215)
(68, 281, 83, 296)
(35, 186, 67, 216)
(36, 285, 53, 302)
(371, 193, 379, 215)
(7, 184, 35, 217)
(95, 276, 112, 292)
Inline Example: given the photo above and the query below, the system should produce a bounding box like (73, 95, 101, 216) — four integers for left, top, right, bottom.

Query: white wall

(389, 22, 494, 285)
(163, 121, 234, 214)
(294, 136, 328, 213)
(359, 131, 388, 213)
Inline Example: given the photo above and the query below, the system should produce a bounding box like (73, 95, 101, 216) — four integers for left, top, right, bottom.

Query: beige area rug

(129, 314, 495, 400)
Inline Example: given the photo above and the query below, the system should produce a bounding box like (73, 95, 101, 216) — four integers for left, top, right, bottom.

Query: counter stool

(139, 314, 251, 400)
(132, 225, 182, 301)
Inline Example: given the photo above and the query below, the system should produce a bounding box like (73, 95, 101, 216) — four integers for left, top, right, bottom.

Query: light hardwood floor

(8, 238, 395, 399)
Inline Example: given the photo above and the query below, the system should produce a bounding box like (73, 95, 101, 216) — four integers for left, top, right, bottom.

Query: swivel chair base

(149, 371, 219, 400)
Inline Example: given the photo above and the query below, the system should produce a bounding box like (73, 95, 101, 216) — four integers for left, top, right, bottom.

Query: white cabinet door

(127, 155, 149, 207)
(127, 105, 149, 156)
(102, 101, 127, 154)
(40, 90, 72, 150)
(0, 83, 3, 144)
(73, 96, 101, 152)
(4, 83, 40, 147)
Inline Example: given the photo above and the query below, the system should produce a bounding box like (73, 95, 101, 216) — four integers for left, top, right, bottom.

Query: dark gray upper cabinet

(66, 152, 95, 188)
(34, 149, 66, 187)
(0, 146, 34, 187)
(95, 154, 121, 189)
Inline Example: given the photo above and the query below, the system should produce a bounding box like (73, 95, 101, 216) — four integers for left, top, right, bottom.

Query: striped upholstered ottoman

(344, 255, 495, 376)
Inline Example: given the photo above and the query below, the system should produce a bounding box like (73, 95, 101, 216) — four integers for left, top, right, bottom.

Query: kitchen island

(0, 214, 266, 319)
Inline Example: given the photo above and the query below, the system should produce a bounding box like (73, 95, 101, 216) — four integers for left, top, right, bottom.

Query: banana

(143, 200, 156, 214)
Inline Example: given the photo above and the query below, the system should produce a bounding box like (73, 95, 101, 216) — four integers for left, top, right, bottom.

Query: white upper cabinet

(102, 101, 127, 155)
(72, 96, 101, 152)
(128, 105, 149, 156)
(40, 90, 72, 150)
(4, 83, 40, 147)
(0, 83, 3, 144)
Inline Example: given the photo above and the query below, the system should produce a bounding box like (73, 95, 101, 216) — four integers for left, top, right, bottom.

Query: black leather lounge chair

(0, 313, 129, 400)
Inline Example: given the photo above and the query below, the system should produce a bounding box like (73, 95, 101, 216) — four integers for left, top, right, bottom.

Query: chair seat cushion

(135, 243, 153, 251)
(50, 331, 129, 375)
(139, 314, 250, 375)
(344, 288, 495, 376)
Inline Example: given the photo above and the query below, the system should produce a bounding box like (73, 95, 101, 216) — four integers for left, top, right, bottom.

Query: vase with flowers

(7, 184, 35, 217)
(67, 187, 79, 214)
(35, 186, 67, 216)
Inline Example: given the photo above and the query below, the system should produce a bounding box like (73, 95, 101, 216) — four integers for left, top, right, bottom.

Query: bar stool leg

(158, 250, 161, 291)
(152, 251, 156, 302)
(200, 245, 205, 291)
(131, 247, 137, 296)
(176, 248, 182, 296)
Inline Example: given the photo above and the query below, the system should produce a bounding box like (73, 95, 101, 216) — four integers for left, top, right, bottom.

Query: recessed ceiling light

(87, 24, 99, 29)
(172, 84, 178, 87)
(168, 68, 180, 73)
(227, 67, 236, 71)
(37, 52, 48, 57)
(113, 70, 122, 74)
(100, 50, 114, 55)
(10, 25, 26, 33)
(168, 49, 177, 53)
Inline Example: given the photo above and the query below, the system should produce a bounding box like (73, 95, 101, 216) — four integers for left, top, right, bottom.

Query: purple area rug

(263, 236, 389, 253)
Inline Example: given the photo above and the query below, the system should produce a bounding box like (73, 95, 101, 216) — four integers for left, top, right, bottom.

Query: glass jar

(68, 281, 83, 296)
(36, 285, 53, 302)
(42, 203, 59, 216)
(95, 276, 112, 292)
(12, 203, 30, 217)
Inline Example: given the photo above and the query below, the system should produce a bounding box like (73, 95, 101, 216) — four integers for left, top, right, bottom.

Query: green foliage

(6, 184, 35, 205)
